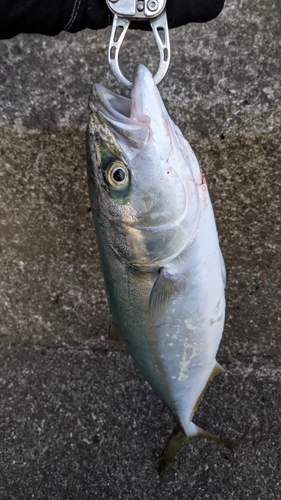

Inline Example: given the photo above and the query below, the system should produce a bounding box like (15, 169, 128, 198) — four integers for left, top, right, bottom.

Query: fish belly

(99, 206, 224, 435)
(153, 198, 225, 432)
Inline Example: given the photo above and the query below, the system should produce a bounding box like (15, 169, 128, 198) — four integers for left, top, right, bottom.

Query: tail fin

(195, 425, 234, 450)
(158, 424, 234, 476)
(158, 425, 187, 477)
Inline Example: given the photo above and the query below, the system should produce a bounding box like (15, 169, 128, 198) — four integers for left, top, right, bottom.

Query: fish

(86, 64, 232, 474)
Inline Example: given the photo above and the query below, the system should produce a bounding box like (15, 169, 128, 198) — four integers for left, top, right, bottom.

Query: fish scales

(86, 64, 231, 471)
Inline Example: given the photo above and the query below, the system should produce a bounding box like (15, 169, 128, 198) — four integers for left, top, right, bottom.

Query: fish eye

(107, 162, 130, 190)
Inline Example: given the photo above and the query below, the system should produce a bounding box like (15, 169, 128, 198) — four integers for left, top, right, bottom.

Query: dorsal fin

(108, 318, 124, 343)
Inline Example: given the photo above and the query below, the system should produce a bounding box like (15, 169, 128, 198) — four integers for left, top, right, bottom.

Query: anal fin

(214, 361, 225, 374)
(191, 361, 224, 417)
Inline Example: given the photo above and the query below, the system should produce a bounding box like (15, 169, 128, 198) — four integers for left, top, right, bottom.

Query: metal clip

(106, 0, 170, 88)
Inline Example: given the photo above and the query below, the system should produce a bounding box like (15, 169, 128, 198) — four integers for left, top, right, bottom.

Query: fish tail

(158, 424, 189, 477)
(159, 424, 234, 476)
(195, 425, 234, 450)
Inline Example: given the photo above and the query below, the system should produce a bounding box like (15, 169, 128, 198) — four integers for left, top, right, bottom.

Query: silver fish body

(87, 65, 228, 462)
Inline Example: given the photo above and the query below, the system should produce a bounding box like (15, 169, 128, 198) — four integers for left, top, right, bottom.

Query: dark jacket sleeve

(0, 0, 224, 39)
(0, 0, 110, 39)
(167, 0, 225, 28)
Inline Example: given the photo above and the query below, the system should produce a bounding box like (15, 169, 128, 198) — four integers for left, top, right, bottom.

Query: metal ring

(108, 10, 170, 88)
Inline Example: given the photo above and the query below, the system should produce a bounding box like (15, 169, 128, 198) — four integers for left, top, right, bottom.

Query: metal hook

(108, 10, 170, 88)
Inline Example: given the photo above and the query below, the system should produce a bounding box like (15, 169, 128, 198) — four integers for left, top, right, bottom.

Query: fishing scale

(105, 0, 170, 87)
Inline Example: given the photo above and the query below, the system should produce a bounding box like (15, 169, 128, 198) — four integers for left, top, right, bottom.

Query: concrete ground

(0, 0, 280, 498)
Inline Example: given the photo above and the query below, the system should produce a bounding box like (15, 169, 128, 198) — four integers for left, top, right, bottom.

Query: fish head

(87, 65, 201, 267)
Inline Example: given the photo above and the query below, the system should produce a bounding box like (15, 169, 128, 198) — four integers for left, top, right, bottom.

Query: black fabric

(0, 0, 224, 39)
(167, 0, 225, 28)
(0, 0, 110, 39)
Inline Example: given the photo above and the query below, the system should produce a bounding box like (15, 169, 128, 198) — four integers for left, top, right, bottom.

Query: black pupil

(113, 168, 125, 182)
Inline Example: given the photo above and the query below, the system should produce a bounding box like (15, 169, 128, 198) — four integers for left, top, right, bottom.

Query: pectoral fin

(108, 318, 124, 343)
(149, 268, 186, 323)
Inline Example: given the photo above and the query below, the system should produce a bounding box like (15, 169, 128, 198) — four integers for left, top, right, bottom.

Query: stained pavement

(0, 0, 281, 498)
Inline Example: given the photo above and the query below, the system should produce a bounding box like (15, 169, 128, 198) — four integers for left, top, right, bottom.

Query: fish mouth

(89, 76, 149, 155)
(89, 64, 175, 158)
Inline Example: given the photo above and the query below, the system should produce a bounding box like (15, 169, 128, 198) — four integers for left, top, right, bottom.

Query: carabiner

(106, 0, 170, 88)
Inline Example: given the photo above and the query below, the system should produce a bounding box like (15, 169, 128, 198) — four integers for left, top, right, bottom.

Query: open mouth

(90, 85, 131, 122)
(89, 83, 149, 153)
(89, 65, 173, 157)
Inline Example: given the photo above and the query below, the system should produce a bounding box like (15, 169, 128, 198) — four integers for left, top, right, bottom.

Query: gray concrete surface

(0, 0, 280, 497)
